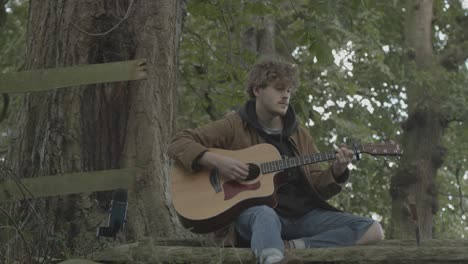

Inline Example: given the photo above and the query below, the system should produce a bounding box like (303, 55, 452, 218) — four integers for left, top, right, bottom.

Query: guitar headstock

(358, 141, 403, 156)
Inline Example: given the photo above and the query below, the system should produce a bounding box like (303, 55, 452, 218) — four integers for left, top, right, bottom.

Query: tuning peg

(352, 143, 361, 161)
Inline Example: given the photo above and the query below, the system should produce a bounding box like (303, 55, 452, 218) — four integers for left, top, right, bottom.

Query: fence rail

(0, 167, 142, 202)
(0, 59, 147, 93)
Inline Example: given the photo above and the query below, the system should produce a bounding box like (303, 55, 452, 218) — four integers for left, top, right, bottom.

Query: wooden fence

(0, 59, 147, 202)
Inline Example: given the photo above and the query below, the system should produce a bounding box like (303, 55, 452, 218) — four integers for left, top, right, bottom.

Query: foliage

(0, 0, 27, 73)
(0, 0, 28, 157)
(179, 0, 468, 238)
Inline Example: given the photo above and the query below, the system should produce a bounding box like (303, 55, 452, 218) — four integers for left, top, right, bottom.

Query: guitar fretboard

(260, 150, 340, 174)
(257, 141, 401, 174)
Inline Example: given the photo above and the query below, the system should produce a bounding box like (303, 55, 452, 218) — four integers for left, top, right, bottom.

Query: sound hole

(244, 163, 260, 181)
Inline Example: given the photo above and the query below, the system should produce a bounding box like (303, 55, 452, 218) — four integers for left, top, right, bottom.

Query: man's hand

(332, 145, 354, 177)
(199, 152, 249, 181)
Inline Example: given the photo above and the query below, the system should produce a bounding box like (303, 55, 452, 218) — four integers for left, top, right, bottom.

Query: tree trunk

(7, 0, 184, 258)
(0, 0, 6, 28)
(390, 0, 447, 240)
(243, 15, 276, 58)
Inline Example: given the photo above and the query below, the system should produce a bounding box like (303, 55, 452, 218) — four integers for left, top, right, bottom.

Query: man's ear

(253, 86, 261, 97)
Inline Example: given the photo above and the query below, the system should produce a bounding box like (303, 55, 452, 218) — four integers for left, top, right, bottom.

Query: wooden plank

(0, 168, 142, 202)
(0, 59, 147, 93)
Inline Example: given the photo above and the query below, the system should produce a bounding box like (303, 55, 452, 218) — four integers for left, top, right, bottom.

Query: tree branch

(439, 192, 468, 199)
(453, 165, 466, 216)
(439, 40, 468, 70)
(439, 16, 468, 70)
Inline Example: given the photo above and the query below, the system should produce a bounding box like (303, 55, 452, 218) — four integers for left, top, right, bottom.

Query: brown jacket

(167, 111, 348, 245)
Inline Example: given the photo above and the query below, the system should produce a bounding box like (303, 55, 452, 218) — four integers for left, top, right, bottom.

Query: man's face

(254, 79, 293, 117)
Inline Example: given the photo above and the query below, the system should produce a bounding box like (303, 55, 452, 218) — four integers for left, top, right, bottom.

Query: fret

(276, 160, 281, 170)
(261, 148, 345, 174)
(261, 145, 374, 175)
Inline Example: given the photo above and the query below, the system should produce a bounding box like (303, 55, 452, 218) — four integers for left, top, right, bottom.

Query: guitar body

(171, 144, 285, 233)
(170, 140, 402, 233)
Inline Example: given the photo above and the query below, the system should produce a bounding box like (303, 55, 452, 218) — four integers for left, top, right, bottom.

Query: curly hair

(246, 60, 298, 98)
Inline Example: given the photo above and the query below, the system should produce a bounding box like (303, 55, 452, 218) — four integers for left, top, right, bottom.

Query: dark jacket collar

(238, 99, 298, 139)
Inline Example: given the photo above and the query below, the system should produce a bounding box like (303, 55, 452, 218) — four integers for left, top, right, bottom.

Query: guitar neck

(257, 141, 401, 174)
(260, 149, 339, 174)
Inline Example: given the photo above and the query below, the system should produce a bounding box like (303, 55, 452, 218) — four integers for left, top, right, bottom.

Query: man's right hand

(198, 152, 249, 181)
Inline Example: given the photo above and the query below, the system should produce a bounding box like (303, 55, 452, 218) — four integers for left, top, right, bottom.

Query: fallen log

(145, 237, 468, 248)
(88, 239, 468, 264)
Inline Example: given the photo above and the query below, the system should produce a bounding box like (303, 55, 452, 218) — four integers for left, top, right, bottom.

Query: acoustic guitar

(171, 141, 402, 233)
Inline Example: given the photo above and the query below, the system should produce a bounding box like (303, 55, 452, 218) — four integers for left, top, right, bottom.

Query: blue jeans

(235, 205, 374, 255)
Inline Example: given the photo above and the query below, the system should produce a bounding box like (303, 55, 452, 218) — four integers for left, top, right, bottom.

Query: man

(168, 60, 384, 264)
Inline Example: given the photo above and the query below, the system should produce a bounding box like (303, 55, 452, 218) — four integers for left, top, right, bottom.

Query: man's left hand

(332, 145, 354, 177)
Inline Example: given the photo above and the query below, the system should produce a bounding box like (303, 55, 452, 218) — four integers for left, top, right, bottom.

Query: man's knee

(236, 205, 281, 242)
(239, 205, 279, 223)
(357, 221, 385, 245)
(242, 205, 276, 215)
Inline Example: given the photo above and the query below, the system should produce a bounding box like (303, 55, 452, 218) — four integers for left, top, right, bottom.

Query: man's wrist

(331, 165, 342, 178)
(198, 151, 219, 168)
(331, 166, 349, 183)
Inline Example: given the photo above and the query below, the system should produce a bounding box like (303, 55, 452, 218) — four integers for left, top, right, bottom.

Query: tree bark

(0, 0, 6, 28)
(390, 0, 447, 240)
(6, 0, 184, 258)
(243, 15, 276, 58)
